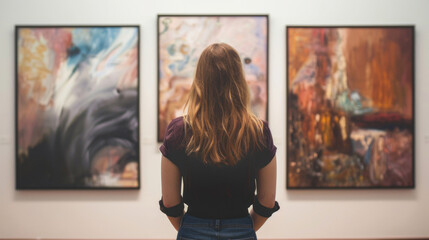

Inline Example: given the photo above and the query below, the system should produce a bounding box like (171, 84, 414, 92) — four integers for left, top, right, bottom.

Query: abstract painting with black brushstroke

(16, 26, 140, 189)
(287, 26, 414, 189)
(158, 15, 268, 141)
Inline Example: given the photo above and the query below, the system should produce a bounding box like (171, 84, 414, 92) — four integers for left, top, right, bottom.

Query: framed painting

(16, 25, 140, 189)
(158, 15, 269, 142)
(287, 26, 414, 189)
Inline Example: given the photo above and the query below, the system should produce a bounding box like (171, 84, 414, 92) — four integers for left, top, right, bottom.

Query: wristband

(253, 197, 280, 218)
(159, 198, 184, 217)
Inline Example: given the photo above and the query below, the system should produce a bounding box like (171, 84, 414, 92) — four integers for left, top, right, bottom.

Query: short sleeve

(256, 121, 277, 169)
(159, 117, 184, 167)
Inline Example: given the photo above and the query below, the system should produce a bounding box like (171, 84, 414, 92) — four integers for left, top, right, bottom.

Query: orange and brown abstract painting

(287, 27, 414, 188)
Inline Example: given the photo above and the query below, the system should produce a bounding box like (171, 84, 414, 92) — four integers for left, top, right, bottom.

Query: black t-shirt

(160, 117, 276, 219)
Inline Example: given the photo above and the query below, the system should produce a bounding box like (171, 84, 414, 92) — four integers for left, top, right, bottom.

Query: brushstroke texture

(158, 16, 268, 140)
(287, 27, 413, 188)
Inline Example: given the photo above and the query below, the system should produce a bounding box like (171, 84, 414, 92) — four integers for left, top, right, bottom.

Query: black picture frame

(157, 15, 270, 142)
(15, 25, 141, 190)
(286, 25, 415, 189)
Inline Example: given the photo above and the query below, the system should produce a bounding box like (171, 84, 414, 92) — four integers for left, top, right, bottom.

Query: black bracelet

(159, 198, 184, 217)
(253, 197, 280, 218)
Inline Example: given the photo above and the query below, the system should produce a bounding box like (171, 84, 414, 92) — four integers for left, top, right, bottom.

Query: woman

(160, 43, 279, 240)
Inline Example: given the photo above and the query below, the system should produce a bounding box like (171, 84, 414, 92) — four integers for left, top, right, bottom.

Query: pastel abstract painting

(158, 15, 268, 141)
(16, 26, 140, 189)
(287, 26, 414, 188)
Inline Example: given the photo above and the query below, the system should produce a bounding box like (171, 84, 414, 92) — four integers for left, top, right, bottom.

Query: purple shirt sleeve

(256, 121, 277, 169)
(159, 117, 184, 167)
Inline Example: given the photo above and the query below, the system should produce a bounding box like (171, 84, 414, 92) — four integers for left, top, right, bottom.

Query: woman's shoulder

(161, 117, 186, 158)
(260, 120, 271, 136)
(255, 119, 277, 169)
(261, 119, 269, 128)
(168, 116, 185, 129)
(164, 116, 186, 144)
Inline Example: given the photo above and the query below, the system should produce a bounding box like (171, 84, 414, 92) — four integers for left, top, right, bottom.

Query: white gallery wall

(1, 0, 429, 239)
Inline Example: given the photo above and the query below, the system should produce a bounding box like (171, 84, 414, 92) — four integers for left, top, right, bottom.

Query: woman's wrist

(253, 198, 280, 218)
(159, 197, 184, 217)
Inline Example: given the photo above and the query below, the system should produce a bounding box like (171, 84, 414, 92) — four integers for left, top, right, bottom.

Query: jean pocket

(228, 238, 255, 240)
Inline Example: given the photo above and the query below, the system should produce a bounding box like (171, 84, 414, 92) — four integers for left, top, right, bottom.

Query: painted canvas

(16, 26, 140, 189)
(287, 26, 414, 189)
(158, 15, 268, 141)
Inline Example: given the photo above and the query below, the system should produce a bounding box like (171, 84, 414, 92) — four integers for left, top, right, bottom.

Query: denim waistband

(181, 213, 253, 230)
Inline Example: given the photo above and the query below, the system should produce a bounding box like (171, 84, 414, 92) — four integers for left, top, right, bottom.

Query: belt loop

(215, 219, 220, 231)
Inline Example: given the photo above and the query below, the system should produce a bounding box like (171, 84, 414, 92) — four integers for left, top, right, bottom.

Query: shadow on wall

(286, 189, 417, 201)
(13, 190, 140, 202)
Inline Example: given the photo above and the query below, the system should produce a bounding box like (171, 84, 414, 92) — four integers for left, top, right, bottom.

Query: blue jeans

(177, 213, 257, 240)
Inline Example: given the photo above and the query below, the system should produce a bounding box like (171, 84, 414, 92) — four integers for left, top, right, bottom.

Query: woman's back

(161, 117, 276, 219)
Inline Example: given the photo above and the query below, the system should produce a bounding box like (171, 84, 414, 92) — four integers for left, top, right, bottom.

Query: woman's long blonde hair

(184, 43, 265, 165)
